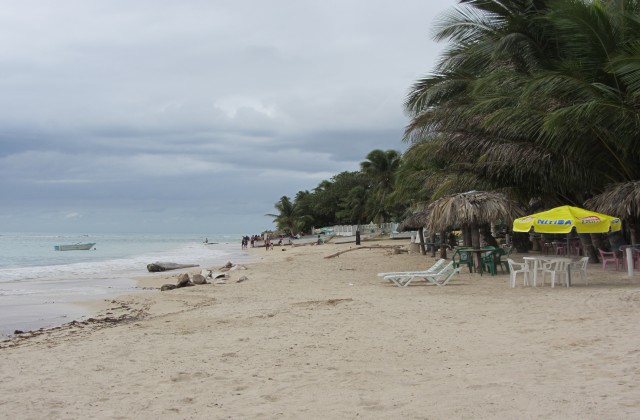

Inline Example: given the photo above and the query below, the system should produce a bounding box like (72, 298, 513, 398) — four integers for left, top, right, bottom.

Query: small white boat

(54, 242, 96, 251)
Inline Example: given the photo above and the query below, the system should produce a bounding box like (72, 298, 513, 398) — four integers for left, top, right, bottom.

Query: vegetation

(270, 0, 640, 245)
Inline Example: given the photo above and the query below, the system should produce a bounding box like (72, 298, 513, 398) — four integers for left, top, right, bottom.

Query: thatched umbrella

(585, 180, 640, 244)
(426, 191, 523, 255)
(397, 208, 430, 255)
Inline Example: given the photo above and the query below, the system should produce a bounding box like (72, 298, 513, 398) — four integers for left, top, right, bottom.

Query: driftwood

(147, 262, 200, 272)
(324, 245, 403, 259)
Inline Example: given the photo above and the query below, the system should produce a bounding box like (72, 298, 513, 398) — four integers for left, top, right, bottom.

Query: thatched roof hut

(426, 191, 522, 232)
(426, 190, 523, 248)
(396, 205, 430, 255)
(585, 181, 640, 219)
(397, 210, 429, 232)
(585, 180, 640, 243)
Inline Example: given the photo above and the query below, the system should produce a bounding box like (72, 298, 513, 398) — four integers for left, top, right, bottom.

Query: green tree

(404, 0, 640, 206)
(266, 196, 309, 235)
(360, 149, 401, 222)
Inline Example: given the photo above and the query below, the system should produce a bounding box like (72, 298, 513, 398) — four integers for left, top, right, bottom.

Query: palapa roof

(397, 209, 430, 232)
(426, 190, 523, 233)
(584, 180, 640, 219)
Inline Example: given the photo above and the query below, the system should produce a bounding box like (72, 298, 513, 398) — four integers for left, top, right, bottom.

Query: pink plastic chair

(598, 248, 621, 271)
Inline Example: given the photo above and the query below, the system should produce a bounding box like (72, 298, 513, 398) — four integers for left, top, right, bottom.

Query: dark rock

(13, 330, 24, 335)
(161, 284, 177, 291)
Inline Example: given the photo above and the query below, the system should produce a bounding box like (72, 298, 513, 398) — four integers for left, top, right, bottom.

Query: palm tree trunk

(470, 223, 481, 270)
(607, 230, 627, 256)
(590, 233, 606, 255)
(418, 227, 426, 255)
(430, 233, 437, 257)
(479, 224, 498, 247)
(463, 228, 472, 247)
(439, 230, 448, 259)
(578, 233, 598, 263)
(629, 218, 638, 245)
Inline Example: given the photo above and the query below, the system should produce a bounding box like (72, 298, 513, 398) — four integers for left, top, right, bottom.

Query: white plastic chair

(507, 259, 530, 287)
(570, 257, 589, 285)
(541, 258, 572, 287)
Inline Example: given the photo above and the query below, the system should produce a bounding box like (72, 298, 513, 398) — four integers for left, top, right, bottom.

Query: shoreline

(1, 240, 639, 418)
(0, 239, 254, 339)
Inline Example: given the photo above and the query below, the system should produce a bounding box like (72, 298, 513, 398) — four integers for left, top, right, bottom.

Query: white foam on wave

(0, 242, 250, 284)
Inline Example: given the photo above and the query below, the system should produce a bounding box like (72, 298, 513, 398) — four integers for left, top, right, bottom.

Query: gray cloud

(0, 0, 457, 233)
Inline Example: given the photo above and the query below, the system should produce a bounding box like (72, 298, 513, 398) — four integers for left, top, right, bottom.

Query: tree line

(270, 0, 640, 240)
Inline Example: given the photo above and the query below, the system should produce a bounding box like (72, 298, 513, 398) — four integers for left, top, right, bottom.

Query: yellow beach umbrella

(513, 205, 621, 234)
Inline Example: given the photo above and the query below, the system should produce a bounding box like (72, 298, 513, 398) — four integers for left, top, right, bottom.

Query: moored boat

(54, 242, 96, 251)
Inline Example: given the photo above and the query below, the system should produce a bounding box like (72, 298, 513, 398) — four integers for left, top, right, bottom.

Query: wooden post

(418, 227, 426, 255)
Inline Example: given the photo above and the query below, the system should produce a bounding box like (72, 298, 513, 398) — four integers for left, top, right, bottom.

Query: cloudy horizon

(0, 0, 458, 234)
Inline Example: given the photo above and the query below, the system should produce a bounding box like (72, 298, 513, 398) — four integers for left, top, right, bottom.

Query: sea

(0, 232, 252, 339)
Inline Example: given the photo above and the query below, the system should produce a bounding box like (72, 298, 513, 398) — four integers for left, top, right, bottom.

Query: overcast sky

(0, 0, 458, 234)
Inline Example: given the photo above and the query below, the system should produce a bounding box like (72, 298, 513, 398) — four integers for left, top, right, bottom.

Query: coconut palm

(404, 0, 640, 211)
(360, 149, 401, 222)
(266, 196, 310, 235)
(336, 185, 369, 225)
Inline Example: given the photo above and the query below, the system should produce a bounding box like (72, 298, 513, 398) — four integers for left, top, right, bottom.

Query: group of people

(241, 235, 260, 249)
(242, 234, 289, 250)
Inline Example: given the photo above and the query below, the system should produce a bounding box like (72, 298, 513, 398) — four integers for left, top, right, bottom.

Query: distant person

(204, 238, 208, 244)
(265, 237, 270, 250)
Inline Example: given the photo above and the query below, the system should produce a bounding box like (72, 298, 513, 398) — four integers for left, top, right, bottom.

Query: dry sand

(1, 240, 639, 419)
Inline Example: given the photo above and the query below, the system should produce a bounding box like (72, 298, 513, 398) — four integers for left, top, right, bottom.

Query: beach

(1, 239, 639, 419)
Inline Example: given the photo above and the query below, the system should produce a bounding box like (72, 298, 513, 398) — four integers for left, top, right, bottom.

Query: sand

(1, 240, 639, 419)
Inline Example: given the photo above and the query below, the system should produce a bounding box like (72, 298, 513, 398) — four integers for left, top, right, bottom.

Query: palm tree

(404, 0, 640, 209)
(266, 196, 309, 235)
(360, 149, 401, 222)
(336, 185, 369, 224)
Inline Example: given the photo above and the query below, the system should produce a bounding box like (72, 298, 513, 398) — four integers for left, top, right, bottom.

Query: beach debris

(147, 262, 199, 272)
(13, 330, 24, 335)
(230, 264, 247, 271)
(217, 261, 234, 272)
(176, 273, 194, 288)
(324, 245, 405, 259)
(160, 284, 177, 291)
(192, 274, 208, 285)
(236, 275, 248, 283)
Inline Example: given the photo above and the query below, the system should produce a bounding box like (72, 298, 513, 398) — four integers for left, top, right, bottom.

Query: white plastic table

(523, 256, 573, 287)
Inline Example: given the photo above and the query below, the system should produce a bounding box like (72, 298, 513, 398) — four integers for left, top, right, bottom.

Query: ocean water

(0, 232, 252, 338)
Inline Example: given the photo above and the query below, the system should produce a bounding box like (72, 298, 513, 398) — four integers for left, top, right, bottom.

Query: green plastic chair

(481, 250, 497, 275)
(498, 246, 513, 273)
(452, 248, 474, 273)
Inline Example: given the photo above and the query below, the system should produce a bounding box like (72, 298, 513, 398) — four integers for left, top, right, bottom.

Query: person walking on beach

(265, 237, 270, 250)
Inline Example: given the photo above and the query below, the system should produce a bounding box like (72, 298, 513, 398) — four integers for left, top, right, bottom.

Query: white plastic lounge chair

(377, 258, 446, 279)
(383, 261, 460, 287)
